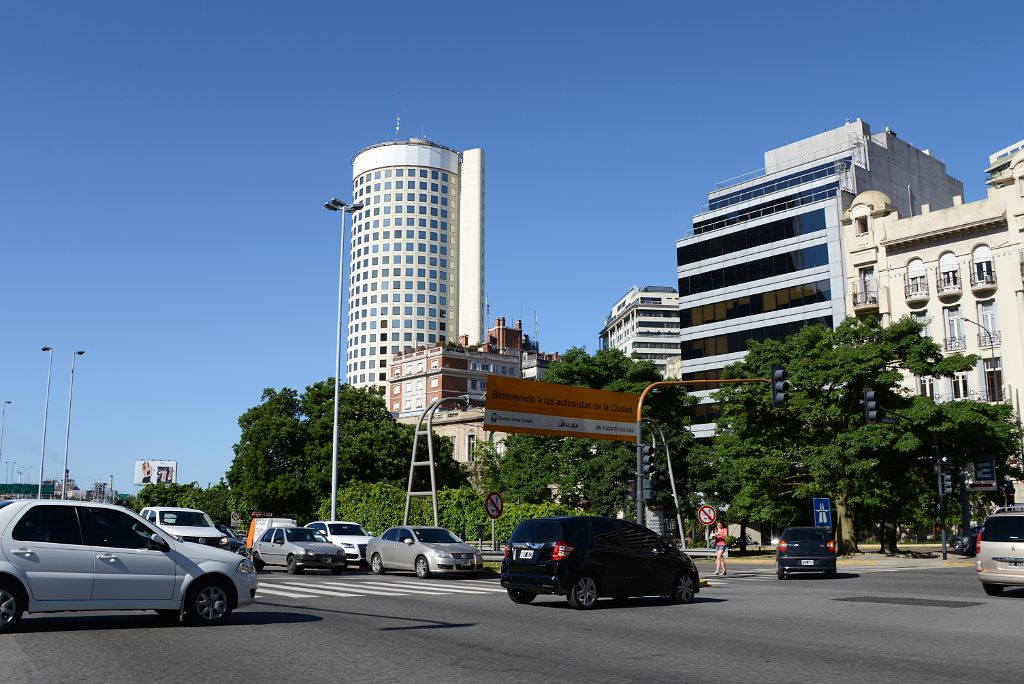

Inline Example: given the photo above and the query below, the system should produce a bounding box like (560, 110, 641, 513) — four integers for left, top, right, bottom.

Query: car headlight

(342, 543, 356, 549)
(432, 550, 453, 559)
(219, 537, 229, 546)
(237, 558, 256, 574)
(303, 550, 317, 556)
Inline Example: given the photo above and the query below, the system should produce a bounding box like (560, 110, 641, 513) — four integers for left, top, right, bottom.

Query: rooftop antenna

(534, 311, 540, 350)
(395, 94, 401, 140)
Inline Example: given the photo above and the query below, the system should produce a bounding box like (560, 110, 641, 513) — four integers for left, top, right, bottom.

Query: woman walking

(713, 520, 728, 576)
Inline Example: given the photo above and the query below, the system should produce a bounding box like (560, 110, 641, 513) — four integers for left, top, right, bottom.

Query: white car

(305, 521, 373, 564)
(140, 506, 229, 551)
(0, 499, 257, 632)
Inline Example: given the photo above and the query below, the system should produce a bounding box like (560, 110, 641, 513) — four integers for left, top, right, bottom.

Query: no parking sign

(697, 504, 717, 526)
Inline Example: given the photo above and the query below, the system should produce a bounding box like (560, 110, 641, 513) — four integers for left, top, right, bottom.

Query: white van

(140, 506, 229, 550)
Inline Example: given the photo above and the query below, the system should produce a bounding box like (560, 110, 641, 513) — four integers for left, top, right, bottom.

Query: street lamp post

(324, 198, 364, 522)
(38, 346, 54, 498)
(0, 400, 10, 484)
(60, 350, 85, 499)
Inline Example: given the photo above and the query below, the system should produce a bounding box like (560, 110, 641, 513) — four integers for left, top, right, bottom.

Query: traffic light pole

(635, 378, 771, 527)
(934, 435, 947, 560)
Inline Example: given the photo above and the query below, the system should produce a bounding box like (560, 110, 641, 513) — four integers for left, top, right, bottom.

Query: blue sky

(1, 2, 1020, 493)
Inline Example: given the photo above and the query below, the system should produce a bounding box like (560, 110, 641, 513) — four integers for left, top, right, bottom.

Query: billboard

(483, 375, 638, 441)
(134, 459, 177, 485)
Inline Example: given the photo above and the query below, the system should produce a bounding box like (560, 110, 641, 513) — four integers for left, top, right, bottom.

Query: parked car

(305, 520, 373, 565)
(251, 526, 346, 574)
(975, 504, 1024, 596)
(776, 526, 837, 579)
(0, 499, 257, 632)
(501, 516, 699, 609)
(139, 506, 229, 550)
(367, 526, 482, 578)
(215, 524, 247, 555)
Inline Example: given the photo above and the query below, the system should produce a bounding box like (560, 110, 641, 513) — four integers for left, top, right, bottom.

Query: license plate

(1009, 561, 1024, 567)
(458, 560, 473, 567)
(519, 549, 534, 560)
(801, 560, 814, 566)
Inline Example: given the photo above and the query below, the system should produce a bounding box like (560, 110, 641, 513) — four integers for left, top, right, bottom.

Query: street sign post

(813, 498, 832, 528)
(485, 491, 503, 552)
(966, 459, 998, 491)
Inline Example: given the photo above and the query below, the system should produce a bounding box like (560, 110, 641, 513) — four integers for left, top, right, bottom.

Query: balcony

(944, 336, 967, 352)
(904, 279, 929, 306)
(852, 287, 879, 313)
(936, 269, 962, 302)
(978, 331, 1002, 348)
(970, 266, 997, 295)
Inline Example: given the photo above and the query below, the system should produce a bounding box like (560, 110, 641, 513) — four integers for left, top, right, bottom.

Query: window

(906, 258, 927, 297)
(938, 252, 960, 290)
(972, 245, 995, 285)
(856, 217, 868, 235)
(13, 505, 84, 545)
(917, 376, 935, 398)
(909, 311, 931, 338)
(467, 433, 476, 462)
(943, 306, 964, 350)
(85, 507, 157, 549)
(984, 357, 1003, 401)
(978, 300, 1000, 346)
(952, 372, 969, 400)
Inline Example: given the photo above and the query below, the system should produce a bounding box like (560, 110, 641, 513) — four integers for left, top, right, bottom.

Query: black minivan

(501, 516, 699, 609)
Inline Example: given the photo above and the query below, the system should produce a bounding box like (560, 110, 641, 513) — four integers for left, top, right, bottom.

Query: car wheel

(184, 579, 233, 626)
(0, 580, 26, 633)
(331, 565, 344, 575)
(669, 573, 696, 605)
(370, 553, 386, 575)
(777, 565, 786, 580)
(286, 556, 303, 575)
(252, 553, 265, 572)
(566, 574, 599, 610)
(983, 583, 1004, 597)
(507, 589, 537, 604)
(415, 555, 431, 579)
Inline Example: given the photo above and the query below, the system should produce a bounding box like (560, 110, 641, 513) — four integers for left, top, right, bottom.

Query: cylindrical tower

(347, 138, 485, 390)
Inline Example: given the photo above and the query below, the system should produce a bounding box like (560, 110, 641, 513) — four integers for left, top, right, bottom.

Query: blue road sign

(813, 498, 832, 528)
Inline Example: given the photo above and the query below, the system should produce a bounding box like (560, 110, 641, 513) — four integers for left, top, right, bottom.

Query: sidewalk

(690, 545, 975, 568)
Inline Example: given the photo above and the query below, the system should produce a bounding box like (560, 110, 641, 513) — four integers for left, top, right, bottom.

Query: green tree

(228, 380, 467, 522)
(136, 482, 205, 510)
(712, 316, 977, 554)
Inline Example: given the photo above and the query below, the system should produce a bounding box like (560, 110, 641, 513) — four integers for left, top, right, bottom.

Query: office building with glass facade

(347, 138, 485, 389)
(678, 119, 964, 436)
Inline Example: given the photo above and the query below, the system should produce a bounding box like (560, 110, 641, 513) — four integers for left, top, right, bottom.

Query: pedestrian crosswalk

(256, 575, 508, 601)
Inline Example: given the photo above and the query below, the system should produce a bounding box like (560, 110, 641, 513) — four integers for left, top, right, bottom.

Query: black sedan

(776, 526, 836, 579)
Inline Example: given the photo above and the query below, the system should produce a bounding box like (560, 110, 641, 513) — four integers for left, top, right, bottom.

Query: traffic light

(640, 444, 656, 476)
(862, 389, 880, 424)
(770, 366, 790, 407)
(641, 478, 655, 500)
(942, 473, 954, 495)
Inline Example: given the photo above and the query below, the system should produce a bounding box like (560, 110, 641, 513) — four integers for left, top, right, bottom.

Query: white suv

(140, 506, 229, 550)
(305, 521, 373, 565)
(975, 504, 1024, 597)
(0, 499, 258, 632)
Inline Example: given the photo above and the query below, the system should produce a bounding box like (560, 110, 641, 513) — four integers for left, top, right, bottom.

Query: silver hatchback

(975, 504, 1024, 596)
(251, 526, 346, 575)
(367, 526, 483, 578)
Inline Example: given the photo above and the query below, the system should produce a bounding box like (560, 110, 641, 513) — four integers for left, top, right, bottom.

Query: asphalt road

(2, 562, 1020, 684)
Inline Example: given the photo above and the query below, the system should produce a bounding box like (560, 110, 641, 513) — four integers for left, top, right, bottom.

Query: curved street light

(324, 198, 363, 521)
(38, 346, 54, 498)
(61, 350, 85, 499)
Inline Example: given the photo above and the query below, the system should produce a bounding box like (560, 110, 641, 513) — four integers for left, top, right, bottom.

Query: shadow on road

(527, 596, 726, 610)
(16, 609, 320, 633)
(256, 600, 477, 630)
(782, 572, 861, 580)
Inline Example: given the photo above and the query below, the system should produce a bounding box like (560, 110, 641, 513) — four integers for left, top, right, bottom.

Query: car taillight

(778, 540, 787, 553)
(827, 539, 836, 553)
(976, 529, 983, 555)
(551, 541, 575, 560)
(504, 545, 510, 559)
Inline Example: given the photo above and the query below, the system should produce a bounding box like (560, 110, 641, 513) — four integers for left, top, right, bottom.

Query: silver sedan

(367, 526, 483, 578)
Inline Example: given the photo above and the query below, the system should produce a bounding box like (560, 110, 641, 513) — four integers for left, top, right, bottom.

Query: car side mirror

(150, 534, 170, 552)
(404, 538, 414, 545)
(273, 539, 283, 545)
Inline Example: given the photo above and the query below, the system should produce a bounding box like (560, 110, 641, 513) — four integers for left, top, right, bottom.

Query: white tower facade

(347, 138, 485, 389)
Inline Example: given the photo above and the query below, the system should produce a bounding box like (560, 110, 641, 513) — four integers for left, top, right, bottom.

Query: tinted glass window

(260, 530, 274, 542)
(328, 523, 369, 536)
(621, 522, 660, 552)
(983, 517, 1024, 542)
(413, 528, 461, 543)
(159, 510, 213, 527)
(397, 529, 414, 543)
(382, 528, 398, 541)
(781, 528, 831, 541)
(285, 528, 327, 543)
(85, 508, 155, 549)
(590, 518, 622, 547)
(13, 505, 84, 545)
(272, 529, 284, 543)
(509, 519, 563, 544)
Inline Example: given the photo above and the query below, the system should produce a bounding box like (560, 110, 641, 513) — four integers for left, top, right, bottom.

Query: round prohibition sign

(697, 504, 718, 526)
(485, 491, 504, 519)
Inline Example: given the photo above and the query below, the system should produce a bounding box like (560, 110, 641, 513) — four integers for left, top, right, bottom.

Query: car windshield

(218, 526, 239, 539)
(413, 528, 461, 543)
(159, 510, 213, 527)
(781, 528, 831, 542)
(285, 528, 328, 543)
(328, 523, 369, 536)
(509, 519, 562, 544)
